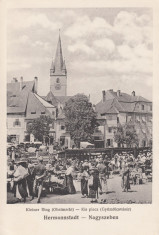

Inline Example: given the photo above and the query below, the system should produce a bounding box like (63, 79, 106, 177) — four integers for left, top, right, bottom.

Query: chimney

(102, 90, 106, 102)
(34, 77, 38, 94)
(12, 77, 18, 83)
(20, 76, 23, 91)
(117, 90, 121, 97)
(132, 91, 135, 96)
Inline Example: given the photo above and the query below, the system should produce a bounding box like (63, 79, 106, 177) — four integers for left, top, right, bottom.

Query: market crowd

(7, 150, 152, 203)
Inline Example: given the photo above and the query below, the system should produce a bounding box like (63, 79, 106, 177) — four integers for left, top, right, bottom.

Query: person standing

(11, 146, 16, 161)
(89, 168, 101, 203)
(97, 158, 108, 194)
(81, 166, 89, 198)
(63, 161, 76, 194)
(121, 165, 131, 192)
(26, 159, 35, 201)
(33, 156, 46, 203)
(13, 160, 28, 202)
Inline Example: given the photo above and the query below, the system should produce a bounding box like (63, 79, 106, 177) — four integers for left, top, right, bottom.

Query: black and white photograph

(6, 8, 153, 204)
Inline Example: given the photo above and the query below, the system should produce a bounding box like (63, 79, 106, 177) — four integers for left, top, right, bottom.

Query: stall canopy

(80, 142, 94, 149)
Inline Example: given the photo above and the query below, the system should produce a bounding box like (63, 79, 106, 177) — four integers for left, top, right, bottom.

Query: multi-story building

(95, 89, 152, 147)
(7, 77, 56, 143)
(7, 33, 152, 149)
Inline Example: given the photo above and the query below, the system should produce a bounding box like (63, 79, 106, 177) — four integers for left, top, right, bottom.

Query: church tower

(50, 33, 67, 96)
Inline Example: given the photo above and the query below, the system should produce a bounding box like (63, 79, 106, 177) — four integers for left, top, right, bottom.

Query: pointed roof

(45, 91, 58, 106)
(51, 32, 67, 76)
(54, 34, 64, 73)
(34, 93, 55, 108)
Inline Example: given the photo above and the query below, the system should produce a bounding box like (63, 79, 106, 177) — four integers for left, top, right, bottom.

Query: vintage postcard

(0, 0, 159, 234)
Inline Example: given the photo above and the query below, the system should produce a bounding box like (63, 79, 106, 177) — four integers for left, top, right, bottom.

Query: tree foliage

(114, 122, 139, 147)
(63, 94, 98, 147)
(27, 115, 53, 142)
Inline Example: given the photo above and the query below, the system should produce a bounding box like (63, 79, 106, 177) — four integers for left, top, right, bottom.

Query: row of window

(141, 104, 152, 111)
(106, 115, 152, 124)
(30, 111, 55, 115)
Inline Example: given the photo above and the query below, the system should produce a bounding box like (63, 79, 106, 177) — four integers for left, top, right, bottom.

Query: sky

(7, 8, 153, 104)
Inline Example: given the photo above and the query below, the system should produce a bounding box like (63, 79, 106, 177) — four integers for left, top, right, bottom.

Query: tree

(113, 124, 125, 147)
(114, 122, 139, 147)
(124, 123, 139, 147)
(27, 115, 53, 143)
(63, 94, 98, 147)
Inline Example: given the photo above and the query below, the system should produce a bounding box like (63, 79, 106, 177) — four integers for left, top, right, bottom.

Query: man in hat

(33, 156, 46, 203)
(82, 159, 89, 171)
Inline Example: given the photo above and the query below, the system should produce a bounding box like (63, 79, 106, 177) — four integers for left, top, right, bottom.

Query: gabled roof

(55, 96, 71, 104)
(26, 92, 55, 119)
(7, 81, 34, 96)
(96, 90, 152, 115)
(7, 84, 31, 114)
(45, 91, 58, 106)
(34, 93, 55, 108)
(95, 99, 118, 114)
(56, 112, 65, 120)
(110, 90, 151, 103)
(7, 79, 55, 118)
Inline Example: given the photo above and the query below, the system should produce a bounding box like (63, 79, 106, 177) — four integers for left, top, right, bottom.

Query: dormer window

(41, 111, 45, 114)
(13, 119, 21, 127)
(61, 125, 65, 130)
(31, 111, 36, 114)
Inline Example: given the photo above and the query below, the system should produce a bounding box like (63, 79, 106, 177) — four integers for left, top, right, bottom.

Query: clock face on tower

(55, 83, 61, 90)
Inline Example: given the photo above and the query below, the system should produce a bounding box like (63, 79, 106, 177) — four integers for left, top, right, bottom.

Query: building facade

(95, 90, 152, 148)
(7, 33, 152, 149)
(7, 77, 56, 144)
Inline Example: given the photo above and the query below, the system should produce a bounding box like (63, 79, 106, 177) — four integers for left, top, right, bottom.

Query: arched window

(56, 78, 60, 83)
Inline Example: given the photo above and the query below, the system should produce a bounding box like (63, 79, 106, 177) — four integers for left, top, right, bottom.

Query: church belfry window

(56, 78, 60, 83)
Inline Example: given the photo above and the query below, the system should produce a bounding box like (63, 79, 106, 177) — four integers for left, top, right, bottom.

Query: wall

(134, 102, 152, 113)
(7, 115, 26, 143)
(50, 75, 67, 96)
(55, 119, 71, 148)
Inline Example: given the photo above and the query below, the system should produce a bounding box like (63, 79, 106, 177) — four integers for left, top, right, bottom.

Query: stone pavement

(25, 175, 152, 204)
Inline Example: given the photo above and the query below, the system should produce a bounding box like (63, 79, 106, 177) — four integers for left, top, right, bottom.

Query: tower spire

(54, 30, 64, 74)
(50, 31, 67, 96)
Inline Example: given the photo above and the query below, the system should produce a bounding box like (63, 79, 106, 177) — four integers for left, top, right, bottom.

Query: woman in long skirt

(63, 162, 76, 194)
(89, 168, 101, 203)
(121, 168, 130, 192)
